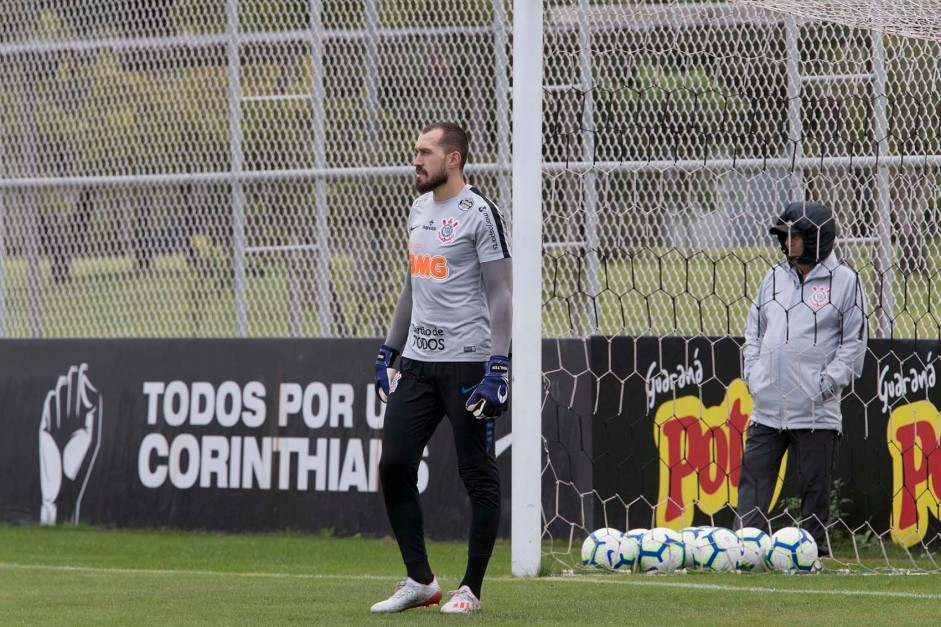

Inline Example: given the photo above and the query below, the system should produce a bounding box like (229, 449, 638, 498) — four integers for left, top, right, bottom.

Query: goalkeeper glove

(465, 355, 510, 419)
(374, 344, 400, 403)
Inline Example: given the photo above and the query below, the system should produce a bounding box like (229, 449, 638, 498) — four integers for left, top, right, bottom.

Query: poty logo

(39, 363, 102, 526)
(410, 252, 449, 280)
(653, 379, 787, 528)
(437, 217, 459, 244)
(808, 285, 830, 309)
(887, 400, 941, 547)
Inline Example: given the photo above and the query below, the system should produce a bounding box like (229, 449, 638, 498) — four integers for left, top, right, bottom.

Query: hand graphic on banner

(39, 364, 102, 525)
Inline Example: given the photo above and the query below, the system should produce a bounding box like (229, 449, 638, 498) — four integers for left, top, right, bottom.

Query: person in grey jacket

(737, 201, 868, 554)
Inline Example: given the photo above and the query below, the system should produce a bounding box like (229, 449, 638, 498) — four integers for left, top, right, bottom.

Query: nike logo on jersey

(409, 225, 419, 232)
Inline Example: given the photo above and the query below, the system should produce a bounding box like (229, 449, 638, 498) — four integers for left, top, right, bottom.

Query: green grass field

(2, 524, 940, 626)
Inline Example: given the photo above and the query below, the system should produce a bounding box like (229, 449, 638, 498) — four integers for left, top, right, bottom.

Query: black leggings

(379, 358, 501, 572)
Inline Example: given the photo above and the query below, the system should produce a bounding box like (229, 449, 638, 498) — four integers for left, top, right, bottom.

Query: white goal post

(511, 0, 544, 578)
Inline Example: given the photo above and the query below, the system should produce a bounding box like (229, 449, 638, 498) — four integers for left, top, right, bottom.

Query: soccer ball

(691, 527, 745, 572)
(625, 528, 648, 544)
(679, 526, 712, 568)
(612, 536, 640, 572)
(581, 528, 625, 570)
(767, 527, 819, 572)
(637, 527, 685, 573)
(736, 527, 772, 571)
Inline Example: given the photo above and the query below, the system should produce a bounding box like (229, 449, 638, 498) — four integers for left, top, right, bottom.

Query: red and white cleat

(440, 585, 482, 614)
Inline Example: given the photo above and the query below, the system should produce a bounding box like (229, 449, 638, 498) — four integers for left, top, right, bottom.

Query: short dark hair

(421, 121, 469, 170)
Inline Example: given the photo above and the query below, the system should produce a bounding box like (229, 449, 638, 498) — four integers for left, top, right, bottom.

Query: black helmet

(769, 201, 836, 265)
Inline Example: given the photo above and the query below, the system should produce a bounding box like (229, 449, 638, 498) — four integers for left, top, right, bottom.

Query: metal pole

(784, 16, 803, 200)
(309, 0, 333, 337)
(22, 54, 41, 337)
(870, 22, 893, 337)
(3, 152, 940, 189)
(364, 0, 383, 337)
(492, 0, 511, 215)
(226, 0, 249, 336)
(364, 0, 380, 146)
(578, 0, 600, 334)
(0, 109, 8, 337)
(511, 0, 543, 579)
(288, 239, 302, 337)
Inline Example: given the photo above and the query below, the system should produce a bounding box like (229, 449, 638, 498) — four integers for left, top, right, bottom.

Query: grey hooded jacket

(743, 253, 867, 432)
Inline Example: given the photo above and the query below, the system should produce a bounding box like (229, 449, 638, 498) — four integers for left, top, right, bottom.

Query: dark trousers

(379, 358, 501, 571)
(736, 422, 839, 549)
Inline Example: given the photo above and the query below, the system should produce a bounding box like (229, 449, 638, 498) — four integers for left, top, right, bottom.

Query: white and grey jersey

(402, 184, 511, 362)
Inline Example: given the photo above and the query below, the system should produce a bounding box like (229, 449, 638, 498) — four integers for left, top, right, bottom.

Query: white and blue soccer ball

(637, 527, 685, 573)
(736, 527, 772, 571)
(625, 527, 648, 544)
(581, 528, 626, 570)
(679, 526, 712, 569)
(612, 535, 640, 572)
(691, 527, 745, 572)
(767, 527, 818, 572)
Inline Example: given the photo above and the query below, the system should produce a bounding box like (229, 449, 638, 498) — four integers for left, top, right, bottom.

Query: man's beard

(415, 166, 448, 193)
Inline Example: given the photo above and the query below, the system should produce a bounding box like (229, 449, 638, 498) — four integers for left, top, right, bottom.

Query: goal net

(538, 0, 941, 574)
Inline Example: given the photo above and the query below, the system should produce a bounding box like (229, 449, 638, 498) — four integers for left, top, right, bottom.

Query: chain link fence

(0, 1, 938, 343)
(542, 1, 941, 341)
(0, 1, 511, 337)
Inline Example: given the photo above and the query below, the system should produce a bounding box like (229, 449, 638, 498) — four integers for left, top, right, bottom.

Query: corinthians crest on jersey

(437, 217, 460, 244)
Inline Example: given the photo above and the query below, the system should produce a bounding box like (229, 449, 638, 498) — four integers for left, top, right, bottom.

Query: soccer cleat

(370, 577, 441, 613)
(440, 585, 481, 614)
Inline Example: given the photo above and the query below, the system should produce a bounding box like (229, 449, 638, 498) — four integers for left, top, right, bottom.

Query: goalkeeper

(370, 122, 511, 615)
(737, 201, 867, 555)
